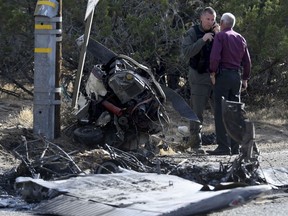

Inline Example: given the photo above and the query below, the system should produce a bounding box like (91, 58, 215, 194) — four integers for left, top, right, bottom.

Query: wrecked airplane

(74, 53, 169, 150)
(72, 39, 199, 153)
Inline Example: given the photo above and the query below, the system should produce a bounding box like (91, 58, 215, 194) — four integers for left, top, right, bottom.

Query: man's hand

(242, 80, 248, 90)
(202, 33, 214, 42)
(210, 72, 216, 85)
(212, 23, 220, 34)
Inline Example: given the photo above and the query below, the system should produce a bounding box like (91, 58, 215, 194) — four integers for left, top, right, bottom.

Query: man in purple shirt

(207, 12, 251, 155)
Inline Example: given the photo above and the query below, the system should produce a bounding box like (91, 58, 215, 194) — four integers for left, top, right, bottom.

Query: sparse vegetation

(16, 107, 33, 128)
(0, 0, 287, 109)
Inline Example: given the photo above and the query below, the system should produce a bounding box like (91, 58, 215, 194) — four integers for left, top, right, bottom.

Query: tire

(73, 126, 104, 145)
(95, 160, 126, 174)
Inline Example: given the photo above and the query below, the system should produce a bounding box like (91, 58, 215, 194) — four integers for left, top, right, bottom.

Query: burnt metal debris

(72, 39, 199, 152)
(221, 98, 261, 184)
(13, 135, 82, 180)
(0, 40, 269, 212)
(6, 121, 263, 190)
(73, 54, 170, 149)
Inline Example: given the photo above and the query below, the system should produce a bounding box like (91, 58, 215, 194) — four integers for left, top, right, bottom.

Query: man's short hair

(201, 7, 216, 17)
(221, 13, 236, 28)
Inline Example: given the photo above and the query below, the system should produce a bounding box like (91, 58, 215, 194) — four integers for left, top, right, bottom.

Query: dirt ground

(0, 97, 288, 215)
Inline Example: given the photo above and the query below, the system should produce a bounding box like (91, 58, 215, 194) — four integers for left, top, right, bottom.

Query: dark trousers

(214, 69, 241, 150)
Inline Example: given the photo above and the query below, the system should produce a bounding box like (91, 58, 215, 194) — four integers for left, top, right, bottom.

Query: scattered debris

(15, 170, 273, 216)
(13, 135, 82, 180)
(221, 98, 260, 184)
(0, 40, 285, 215)
(2, 42, 264, 184)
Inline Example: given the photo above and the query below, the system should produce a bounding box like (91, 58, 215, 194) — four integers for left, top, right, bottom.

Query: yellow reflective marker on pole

(33, 0, 60, 140)
(37, 0, 56, 8)
(35, 24, 53, 30)
(34, 48, 52, 53)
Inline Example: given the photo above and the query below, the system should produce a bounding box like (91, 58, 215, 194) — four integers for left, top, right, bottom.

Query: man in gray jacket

(181, 7, 219, 153)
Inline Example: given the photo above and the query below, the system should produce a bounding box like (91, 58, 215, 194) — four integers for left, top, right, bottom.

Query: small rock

(177, 126, 189, 136)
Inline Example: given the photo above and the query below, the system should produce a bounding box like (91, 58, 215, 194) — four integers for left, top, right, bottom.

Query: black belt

(221, 68, 240, 73)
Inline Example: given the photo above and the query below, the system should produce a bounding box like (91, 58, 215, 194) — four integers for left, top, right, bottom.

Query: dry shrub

(0, 83, 33, 100)
(17, 107, 33, 128)
(246, 100, 288, 126)
(6, 106, 33, 129)
(0, 84, 17, 99)
(5, 99, 77, 131)
(60, 101, 78, 128)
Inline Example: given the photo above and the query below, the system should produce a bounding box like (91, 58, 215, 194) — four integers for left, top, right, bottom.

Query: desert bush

(1, 0, 287, 109)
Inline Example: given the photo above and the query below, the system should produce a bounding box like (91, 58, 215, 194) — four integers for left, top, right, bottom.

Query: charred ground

(0, 95, 288, 215)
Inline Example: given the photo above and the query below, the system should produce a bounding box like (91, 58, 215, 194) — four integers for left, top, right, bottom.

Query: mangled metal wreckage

(72, 38, 200, 153)
(71, 39, 261, 183)
(5, 40, 276, 215)
(10, 39, 200, 180)
(73, 52, 170, 151)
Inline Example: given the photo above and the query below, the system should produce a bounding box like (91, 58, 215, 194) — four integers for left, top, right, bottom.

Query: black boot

(206, 146, 231, 155)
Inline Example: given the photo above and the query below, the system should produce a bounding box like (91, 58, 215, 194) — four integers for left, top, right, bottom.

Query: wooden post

(54, 0, 62, 138)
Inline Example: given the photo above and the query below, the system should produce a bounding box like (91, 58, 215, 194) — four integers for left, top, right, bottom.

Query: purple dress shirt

(209, 28, 251, 80)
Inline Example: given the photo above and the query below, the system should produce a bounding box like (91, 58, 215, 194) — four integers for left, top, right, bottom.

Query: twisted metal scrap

(13, 135, 82, 180)
(221, 98, 261, 184)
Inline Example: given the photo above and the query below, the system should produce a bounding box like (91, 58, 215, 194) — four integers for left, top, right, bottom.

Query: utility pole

(33, 0, 62, 139)
(55, 0, 62, 138)
(71, 0, 100, 108)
